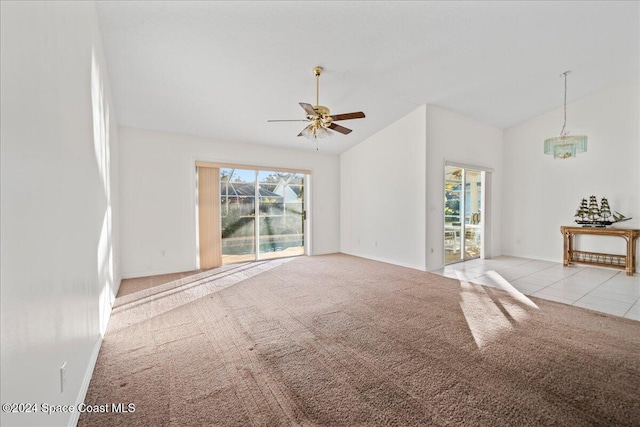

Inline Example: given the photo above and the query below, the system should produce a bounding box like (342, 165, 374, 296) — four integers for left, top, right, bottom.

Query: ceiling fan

(268, 66, 366, 141)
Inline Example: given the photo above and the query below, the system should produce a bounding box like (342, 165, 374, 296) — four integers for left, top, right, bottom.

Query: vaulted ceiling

(96, 1, 639, 154)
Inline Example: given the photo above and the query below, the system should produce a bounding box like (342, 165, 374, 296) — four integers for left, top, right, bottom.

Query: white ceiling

(95, 1, 639, 154)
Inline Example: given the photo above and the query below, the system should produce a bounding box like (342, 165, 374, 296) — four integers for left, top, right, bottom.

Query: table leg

(627, 234, 636, 276)
(563, 232, 572, 267)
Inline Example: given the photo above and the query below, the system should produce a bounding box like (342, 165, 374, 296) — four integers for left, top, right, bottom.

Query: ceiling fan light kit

(268, 66, 366, 149)
(301, 124, 332, 140)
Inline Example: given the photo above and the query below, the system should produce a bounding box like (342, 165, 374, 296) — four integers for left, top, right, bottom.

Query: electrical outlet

(60, 361, 67, 393)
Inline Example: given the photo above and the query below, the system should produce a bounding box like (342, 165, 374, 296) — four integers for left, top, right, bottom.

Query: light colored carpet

(79, 254, 640, 426)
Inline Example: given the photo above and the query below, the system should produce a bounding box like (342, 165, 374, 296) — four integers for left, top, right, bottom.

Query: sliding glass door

(444, 166, 483, 264)
(219, 167, 305, 264)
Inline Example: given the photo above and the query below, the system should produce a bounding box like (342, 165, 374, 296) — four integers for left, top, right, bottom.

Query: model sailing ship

(574, 196, 631, 227)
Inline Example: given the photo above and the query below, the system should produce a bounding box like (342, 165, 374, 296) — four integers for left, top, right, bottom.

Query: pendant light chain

(561, 71, 568, 136)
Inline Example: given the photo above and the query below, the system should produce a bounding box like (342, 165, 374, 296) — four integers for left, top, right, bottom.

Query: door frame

(195, 161, 311, 268)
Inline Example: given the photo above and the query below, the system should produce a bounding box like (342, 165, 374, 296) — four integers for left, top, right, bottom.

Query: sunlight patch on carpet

(457, 270, 538, 349)
(108, 258, 294, 332)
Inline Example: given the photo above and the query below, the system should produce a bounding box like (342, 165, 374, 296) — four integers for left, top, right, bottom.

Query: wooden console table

(560, 226, 640, 276)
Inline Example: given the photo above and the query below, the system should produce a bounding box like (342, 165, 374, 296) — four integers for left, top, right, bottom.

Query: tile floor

(432, 256, 640, 321)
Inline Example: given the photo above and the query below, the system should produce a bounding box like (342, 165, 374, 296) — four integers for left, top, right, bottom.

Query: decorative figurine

(574, 196, 631, 227)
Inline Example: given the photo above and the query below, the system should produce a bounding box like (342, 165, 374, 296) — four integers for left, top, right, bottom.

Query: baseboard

(67, 278, 117, 427)
(112, 276, 122, 301)
(339, 251, 426, 271)
(121, 266, 198, 280)
(67, 335, 103, 427)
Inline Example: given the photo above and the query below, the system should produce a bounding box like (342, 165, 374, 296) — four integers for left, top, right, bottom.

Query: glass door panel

(464, 170, 482, 261)
(444, 166, 463, 264)
(257, 171, 304, 260)
(220, 168, 256, 263)
(444, 166, 483, 265)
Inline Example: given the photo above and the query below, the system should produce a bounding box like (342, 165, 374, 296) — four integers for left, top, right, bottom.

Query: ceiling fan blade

(328, 123, 352, 135)
(299, 102, 316, 116)
(329, 111, 365, 121)
(268, 119, 309, 122)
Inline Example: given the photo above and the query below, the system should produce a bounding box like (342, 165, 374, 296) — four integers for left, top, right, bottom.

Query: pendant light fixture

(544, 71, 587, 159)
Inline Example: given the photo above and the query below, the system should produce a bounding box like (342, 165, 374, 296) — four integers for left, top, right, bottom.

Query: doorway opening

(444, 165, 484, 265)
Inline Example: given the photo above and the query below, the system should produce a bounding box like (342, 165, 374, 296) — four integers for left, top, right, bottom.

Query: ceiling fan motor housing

(308, 105, 333, 125)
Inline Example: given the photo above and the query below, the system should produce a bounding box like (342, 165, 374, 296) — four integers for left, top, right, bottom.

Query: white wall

(1, 2, 120, 426)
(425, 105, 504, 271)
(503, 76, 640, 267)
(341, 106, 428, 270)
(119, 127, 340, 278)
(340, 105, 503, 272)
